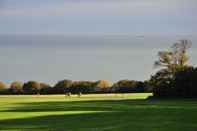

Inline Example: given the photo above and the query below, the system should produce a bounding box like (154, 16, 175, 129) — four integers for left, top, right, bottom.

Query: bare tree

(171, 40, 192, 66)
(154, 39, 192, 72)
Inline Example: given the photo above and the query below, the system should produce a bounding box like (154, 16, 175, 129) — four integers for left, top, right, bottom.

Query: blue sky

(0, 0, 197, 35)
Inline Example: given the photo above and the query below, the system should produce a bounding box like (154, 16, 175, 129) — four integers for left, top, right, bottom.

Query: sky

(0, 0, 197, 85)
(0, 0, 197, 35)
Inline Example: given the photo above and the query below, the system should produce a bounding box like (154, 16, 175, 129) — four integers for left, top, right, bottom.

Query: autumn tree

(0, 81, 8, 94)
(154, 39, 192, 72)
(23, 81, 40, 94)
(0, 81, 7, 90)
(152, 39, 194, 97)
(10, 81, 23, 94)
(95, 80, 111, 92)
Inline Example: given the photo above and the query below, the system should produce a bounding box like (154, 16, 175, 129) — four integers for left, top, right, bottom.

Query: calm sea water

(0, 35, 196, 85)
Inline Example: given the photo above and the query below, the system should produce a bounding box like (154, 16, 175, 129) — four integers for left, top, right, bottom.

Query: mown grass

(0, 93, 197, 131)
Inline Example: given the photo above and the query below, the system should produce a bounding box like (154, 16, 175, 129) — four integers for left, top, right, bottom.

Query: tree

(95, 80, 111, 92)
(151, 66, 197, 98)
(53, 80, 72, 94)
(0, 81, 7, 90)
(173, 67, 197, 97)
(150, 69, 174, 97)
(152, 39, 193, 97)
(154, 39, 192, 72)
(70, 81, 95, 94)
(112, 80, 144, 93)
(40, 83, 52, 94)
(10, 81, 23, 94)
(143, 80, 154, 92)
(23, 81, 40, 94)
(0, 81, 8, 94)
(172, 40, 192, 66)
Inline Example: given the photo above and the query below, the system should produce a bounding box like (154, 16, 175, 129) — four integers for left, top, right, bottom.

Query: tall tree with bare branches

(154, 39, 192, 72)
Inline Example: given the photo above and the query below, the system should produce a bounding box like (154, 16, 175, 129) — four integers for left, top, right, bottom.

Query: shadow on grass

(0, 99, 156, 112)
(0, 99, 197, 131)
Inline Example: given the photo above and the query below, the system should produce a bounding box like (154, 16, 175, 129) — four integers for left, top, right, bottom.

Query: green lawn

(0, 93, 197, 131)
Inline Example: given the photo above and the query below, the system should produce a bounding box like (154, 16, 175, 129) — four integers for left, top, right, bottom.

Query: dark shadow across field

(0, 99, 154, 112)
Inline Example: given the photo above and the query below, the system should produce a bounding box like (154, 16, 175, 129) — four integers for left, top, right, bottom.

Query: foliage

(95, 80, 111, 92)
(151, 66, 197, 98)
(151, 39, 197, 98)
(154, 39, 192, 72)
(0, 79, 150, 95)
(53, 80, 72, 94)
(173, 66, 197, 97)
(10, 81, 23, 94)
(150, 69, 175, 97)
(69, 81, 96, 94)
(23, 81, 40, 94)
(40, 83, 53, 94)
(0, 81, 9, 94)
(0, 81, 7, 90)
(112, 80, 145, 93)
(143, 80, 154, 92)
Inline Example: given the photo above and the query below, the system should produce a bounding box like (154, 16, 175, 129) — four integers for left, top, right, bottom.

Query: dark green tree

(152, 39, 193, 97)
(70, 81, 95, 94)
(112, 80, 144, 93)
(53, 80, 72, 94)
(40, 83, 52, 94)
(173, 67, 197, 97)
(23, 81, 40, 94)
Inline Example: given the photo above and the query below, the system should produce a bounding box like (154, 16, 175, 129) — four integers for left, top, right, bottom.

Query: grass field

(0, 93, 197, 131)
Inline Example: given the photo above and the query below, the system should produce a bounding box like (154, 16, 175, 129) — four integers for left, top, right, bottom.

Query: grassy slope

(0, 93, 197, 131)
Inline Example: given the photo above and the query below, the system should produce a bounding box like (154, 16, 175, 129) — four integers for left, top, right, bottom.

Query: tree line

(0, 80, 151, 95)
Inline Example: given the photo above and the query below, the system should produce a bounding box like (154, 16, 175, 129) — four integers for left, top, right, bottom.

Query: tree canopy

(151, 39, 197, 98)
(154, 39, 192, 72)
(0, 81, 7, 90)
